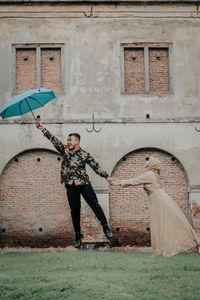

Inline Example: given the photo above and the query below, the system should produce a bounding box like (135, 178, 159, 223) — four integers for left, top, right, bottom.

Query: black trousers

(65, 183, 108, 233)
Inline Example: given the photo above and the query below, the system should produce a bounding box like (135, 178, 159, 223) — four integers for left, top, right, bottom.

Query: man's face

(67, 135, 80, 150)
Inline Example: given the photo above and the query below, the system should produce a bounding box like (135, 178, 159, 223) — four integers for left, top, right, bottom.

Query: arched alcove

(109, 148, 189, 247)
(0, 148, 74, 247)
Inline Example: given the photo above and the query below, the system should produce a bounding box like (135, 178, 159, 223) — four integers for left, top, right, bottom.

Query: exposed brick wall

(123, 43, 171, 93)
(0, 149, 107, 247)
(109, 149, 189, 247)
(0, 148, 194, 248)
(15, 45, 62, 94)
(124, 48, 145, 92)
(0, 150, 74, 247)
(149, 48, 169, 92)
(80, 198, 107, 243)
(16, 49, 36, 94)
(191, 203, 200, 235)
(41, 49, 61, 93)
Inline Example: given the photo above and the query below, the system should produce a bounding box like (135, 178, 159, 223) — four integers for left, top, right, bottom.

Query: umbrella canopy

(0, 88, 56, 119)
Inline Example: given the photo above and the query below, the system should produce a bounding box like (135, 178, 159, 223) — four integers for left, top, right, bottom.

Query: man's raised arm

(36, 118, 65, 154)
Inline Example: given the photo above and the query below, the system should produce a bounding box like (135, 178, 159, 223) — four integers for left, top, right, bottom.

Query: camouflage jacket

(42, 128, 109, 185)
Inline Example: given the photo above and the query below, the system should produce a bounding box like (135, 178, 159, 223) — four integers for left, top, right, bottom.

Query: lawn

(0, 250, 200, 300)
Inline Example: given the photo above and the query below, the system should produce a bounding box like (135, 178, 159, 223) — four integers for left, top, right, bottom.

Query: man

(36, 119, 113, 248)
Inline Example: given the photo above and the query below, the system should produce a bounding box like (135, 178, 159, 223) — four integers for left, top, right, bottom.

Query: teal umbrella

(0, 88, 56, 120)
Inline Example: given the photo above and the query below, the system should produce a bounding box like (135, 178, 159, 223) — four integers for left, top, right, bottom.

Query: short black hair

(68, 133, 81, 140)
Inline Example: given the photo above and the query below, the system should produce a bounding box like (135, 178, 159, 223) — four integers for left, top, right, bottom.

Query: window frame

(120, 42, 173, 94)
(12, 43, 65, 95)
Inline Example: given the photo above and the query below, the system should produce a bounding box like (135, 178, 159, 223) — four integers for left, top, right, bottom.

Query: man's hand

(107, 178, 121, 186)
(110, 179, 121, 186)
(36, 117, 44, 131)
(106, 177, 113, 185)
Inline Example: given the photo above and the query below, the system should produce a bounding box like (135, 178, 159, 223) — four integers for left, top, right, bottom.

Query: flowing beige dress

(119, 158, 199, 257)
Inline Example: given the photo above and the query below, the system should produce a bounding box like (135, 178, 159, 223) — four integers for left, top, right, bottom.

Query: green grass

(0, 250, 200, 300)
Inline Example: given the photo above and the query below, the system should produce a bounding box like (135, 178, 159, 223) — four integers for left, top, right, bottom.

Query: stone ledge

(0, 0, 200, 4)
(0, 245, 153, 253)
(1, 118, 200, 124)
(189, 186, 200, 192)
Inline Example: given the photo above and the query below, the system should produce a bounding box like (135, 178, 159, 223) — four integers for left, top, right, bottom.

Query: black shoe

(103, 225, 113, 239)
(75, 239, 81, 248)
(75, 232, 83, 248)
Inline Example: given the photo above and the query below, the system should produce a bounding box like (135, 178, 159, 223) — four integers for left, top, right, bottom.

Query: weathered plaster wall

(0, 2, 200, 246)
(0, 123, 200, 187)
(0, 4, 200, 122)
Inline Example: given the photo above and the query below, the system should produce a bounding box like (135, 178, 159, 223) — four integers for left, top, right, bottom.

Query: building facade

(0, 0, 200, 247)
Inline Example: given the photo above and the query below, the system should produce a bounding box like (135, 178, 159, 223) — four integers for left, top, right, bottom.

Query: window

(121, 43, 173, 93)
(12, 44, 65, 94)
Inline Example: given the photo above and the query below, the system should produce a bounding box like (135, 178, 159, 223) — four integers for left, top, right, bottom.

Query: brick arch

(109, 148, 189, 247)
(0, 148, 74, 247)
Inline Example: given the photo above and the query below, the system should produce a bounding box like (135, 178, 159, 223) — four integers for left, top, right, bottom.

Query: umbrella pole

(25, 99, 36, 120)
(29, 109, 36, 120)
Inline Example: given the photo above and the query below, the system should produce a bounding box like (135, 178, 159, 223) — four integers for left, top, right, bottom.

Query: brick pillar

(189, 188, 200, 236)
